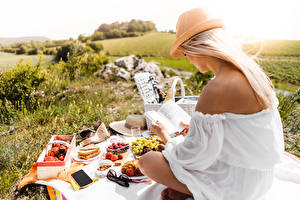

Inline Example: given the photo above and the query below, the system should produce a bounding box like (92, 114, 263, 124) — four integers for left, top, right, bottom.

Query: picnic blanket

(21, 136, 300, 200)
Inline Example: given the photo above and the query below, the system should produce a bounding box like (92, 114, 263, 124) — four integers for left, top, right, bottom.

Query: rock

(101, 63, 119, 79)
(117, 68, 131, 80)
(133, 60, 164, 80)
(114, 55, 139, 71)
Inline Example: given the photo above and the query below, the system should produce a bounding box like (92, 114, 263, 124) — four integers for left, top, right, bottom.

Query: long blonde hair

(180, 28, 277, 109)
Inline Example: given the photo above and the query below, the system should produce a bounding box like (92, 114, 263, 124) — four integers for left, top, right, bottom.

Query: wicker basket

(144, 77, 198, 129)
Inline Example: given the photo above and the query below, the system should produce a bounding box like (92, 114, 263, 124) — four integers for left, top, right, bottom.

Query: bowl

(95, 160, 114, 177)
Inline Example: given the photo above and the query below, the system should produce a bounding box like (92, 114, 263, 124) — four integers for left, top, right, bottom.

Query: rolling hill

(0, 36, 50, 46)
(98, 32, 300, 58)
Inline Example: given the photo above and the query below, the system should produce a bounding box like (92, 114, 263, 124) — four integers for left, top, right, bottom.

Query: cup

(130, 127, 141, 137)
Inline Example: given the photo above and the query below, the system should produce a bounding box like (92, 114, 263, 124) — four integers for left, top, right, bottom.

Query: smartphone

(71, 169, 93, 189)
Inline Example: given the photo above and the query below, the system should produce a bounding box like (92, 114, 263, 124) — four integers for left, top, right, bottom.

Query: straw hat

(170, 8, 225, 58)
(109, 115, 147, 136)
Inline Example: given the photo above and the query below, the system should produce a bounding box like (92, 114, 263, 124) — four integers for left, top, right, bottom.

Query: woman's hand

(150, 120, 170, 144)
(175, 122, 190, 136)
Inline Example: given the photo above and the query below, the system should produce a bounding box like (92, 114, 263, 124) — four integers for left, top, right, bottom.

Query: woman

(138, 8, 284, 200)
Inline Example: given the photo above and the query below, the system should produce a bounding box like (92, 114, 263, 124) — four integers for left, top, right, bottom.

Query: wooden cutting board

(100, 151, 130, 166)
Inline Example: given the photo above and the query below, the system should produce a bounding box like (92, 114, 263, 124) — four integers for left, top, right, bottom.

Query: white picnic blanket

(36, 136, 300, 200)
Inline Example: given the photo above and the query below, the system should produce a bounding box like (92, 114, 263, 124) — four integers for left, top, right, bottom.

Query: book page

(158, 100, 191, 133)
(145, 111, 178, 134)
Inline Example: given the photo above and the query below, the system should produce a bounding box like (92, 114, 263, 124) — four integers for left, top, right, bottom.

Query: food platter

(72, 146, 102, 162)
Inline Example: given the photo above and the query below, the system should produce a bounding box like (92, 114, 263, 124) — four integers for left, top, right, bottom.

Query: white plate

(72, 146, 102, 162)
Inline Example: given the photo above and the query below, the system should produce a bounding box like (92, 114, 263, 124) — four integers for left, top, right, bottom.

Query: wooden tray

(100, 151, 130, 166)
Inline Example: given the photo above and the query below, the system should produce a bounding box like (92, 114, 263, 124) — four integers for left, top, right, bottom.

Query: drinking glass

(130, 127, 141, 137)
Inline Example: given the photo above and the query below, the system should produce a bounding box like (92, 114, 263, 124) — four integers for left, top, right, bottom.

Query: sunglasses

(107, 169, 130, 187)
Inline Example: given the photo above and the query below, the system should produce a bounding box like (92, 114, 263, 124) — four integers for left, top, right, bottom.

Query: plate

(72, 146, 102, 162)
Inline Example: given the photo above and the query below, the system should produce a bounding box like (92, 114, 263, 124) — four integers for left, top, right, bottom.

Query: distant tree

(87, 41, 103, 53)
(105, 29, 125, 39)
(16, 45, 27, 55)
(97, 23, 110, 33)
(27, 48, 38, 55)
(78, 34, 89, 43)
(55, 42, 90, 62)
(91, 31, 104, 41)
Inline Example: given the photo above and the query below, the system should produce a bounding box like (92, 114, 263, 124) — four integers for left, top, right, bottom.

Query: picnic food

(104, 152, 123, 162)
(77, 144, 100, 160)
(106, 142, 129, 153)
(97, 164, 112, 171)
(44, 143, 68, 162)
(131, 136, 162, 156)
(121, 160, 143, 177)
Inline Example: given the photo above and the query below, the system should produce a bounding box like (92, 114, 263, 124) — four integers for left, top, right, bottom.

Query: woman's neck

(207, 58, 235, 77)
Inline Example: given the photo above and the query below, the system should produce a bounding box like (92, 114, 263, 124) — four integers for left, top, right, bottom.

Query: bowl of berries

(106, 142, 129, 154)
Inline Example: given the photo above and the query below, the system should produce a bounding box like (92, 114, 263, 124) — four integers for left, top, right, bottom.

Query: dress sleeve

(162, 113, 225, 171)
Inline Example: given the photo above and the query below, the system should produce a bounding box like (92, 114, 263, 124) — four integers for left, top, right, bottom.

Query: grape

(131, 136, 163, 155)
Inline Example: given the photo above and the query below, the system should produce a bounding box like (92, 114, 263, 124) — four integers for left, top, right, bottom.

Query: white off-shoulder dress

(162, 106, 285, 200)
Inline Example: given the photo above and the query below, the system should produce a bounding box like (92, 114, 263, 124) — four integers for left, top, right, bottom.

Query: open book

(145, 100, 191, 137)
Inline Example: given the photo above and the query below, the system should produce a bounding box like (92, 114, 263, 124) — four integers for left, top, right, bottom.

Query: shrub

(185, 71, 214, 94)
(55, 41, 90, 62)
(104, 29, 125, 39)
(0, 61, 46, 123)
(59, 53, 109, 80)
(87, 42, 103, 53)
(278, 89, 300, 156)
(27, 48, 39, 55)
(15, 45, 27, 55)
(91, 31, 104, 41)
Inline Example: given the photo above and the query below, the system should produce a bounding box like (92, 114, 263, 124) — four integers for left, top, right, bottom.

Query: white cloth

(34, 134, 300, 200)
(162, 107, 286, 200)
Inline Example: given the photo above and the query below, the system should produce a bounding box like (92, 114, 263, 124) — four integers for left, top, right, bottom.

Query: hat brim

(109, 121, 146, 137)
(170, 19, 224, 58)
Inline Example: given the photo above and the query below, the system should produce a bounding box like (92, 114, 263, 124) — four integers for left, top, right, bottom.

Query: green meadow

(0, 52, 53, 71)
(98, 32, 175, 58)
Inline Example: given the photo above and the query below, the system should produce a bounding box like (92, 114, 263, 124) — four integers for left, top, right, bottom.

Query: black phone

(71, 169, 93, 188)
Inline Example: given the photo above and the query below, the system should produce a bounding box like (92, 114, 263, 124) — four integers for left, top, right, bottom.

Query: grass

(98, 32, 300, 59)
(98, 32, 175, 58)
(0, 76, 143, 199)
(243, 40, 300, 57)
(0, 52, 54, 71)
(257, 60, 300, 86)
(143, 57, 300, 91)
(143, 57, 196, 72)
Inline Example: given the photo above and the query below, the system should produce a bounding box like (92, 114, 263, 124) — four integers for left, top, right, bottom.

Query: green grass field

(99, 32, 300, 58)
(243, 40, 300, 57)
(0, 52, 54, 71)
(98, 32, 175, 58)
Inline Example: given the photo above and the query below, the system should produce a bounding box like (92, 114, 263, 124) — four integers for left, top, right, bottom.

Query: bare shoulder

(196, 70, 262, 114)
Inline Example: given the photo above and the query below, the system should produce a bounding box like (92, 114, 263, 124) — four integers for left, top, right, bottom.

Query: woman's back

(196, 65, 264, 115)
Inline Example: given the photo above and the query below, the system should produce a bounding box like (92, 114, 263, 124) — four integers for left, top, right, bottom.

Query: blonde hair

(180, 28, 277, 109)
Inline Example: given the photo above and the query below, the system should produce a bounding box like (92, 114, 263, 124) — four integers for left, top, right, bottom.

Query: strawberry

(126, 168, 135, 176)
(105, 152, 113, 160)
(51, 147, 59, 156)
(118, 154, 123, 160)
(110, 154, 118, 162)
(53, 143, 60, 148)
(58, 154, 65, 161)
(48, 151, 55, 156)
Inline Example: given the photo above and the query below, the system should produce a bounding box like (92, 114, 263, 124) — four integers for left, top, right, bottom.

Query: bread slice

(79, 144, 98, 151)
(78, 148, 100, 160)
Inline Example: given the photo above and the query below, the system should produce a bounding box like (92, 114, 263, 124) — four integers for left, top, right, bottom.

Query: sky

(0, 0, 299, 40)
